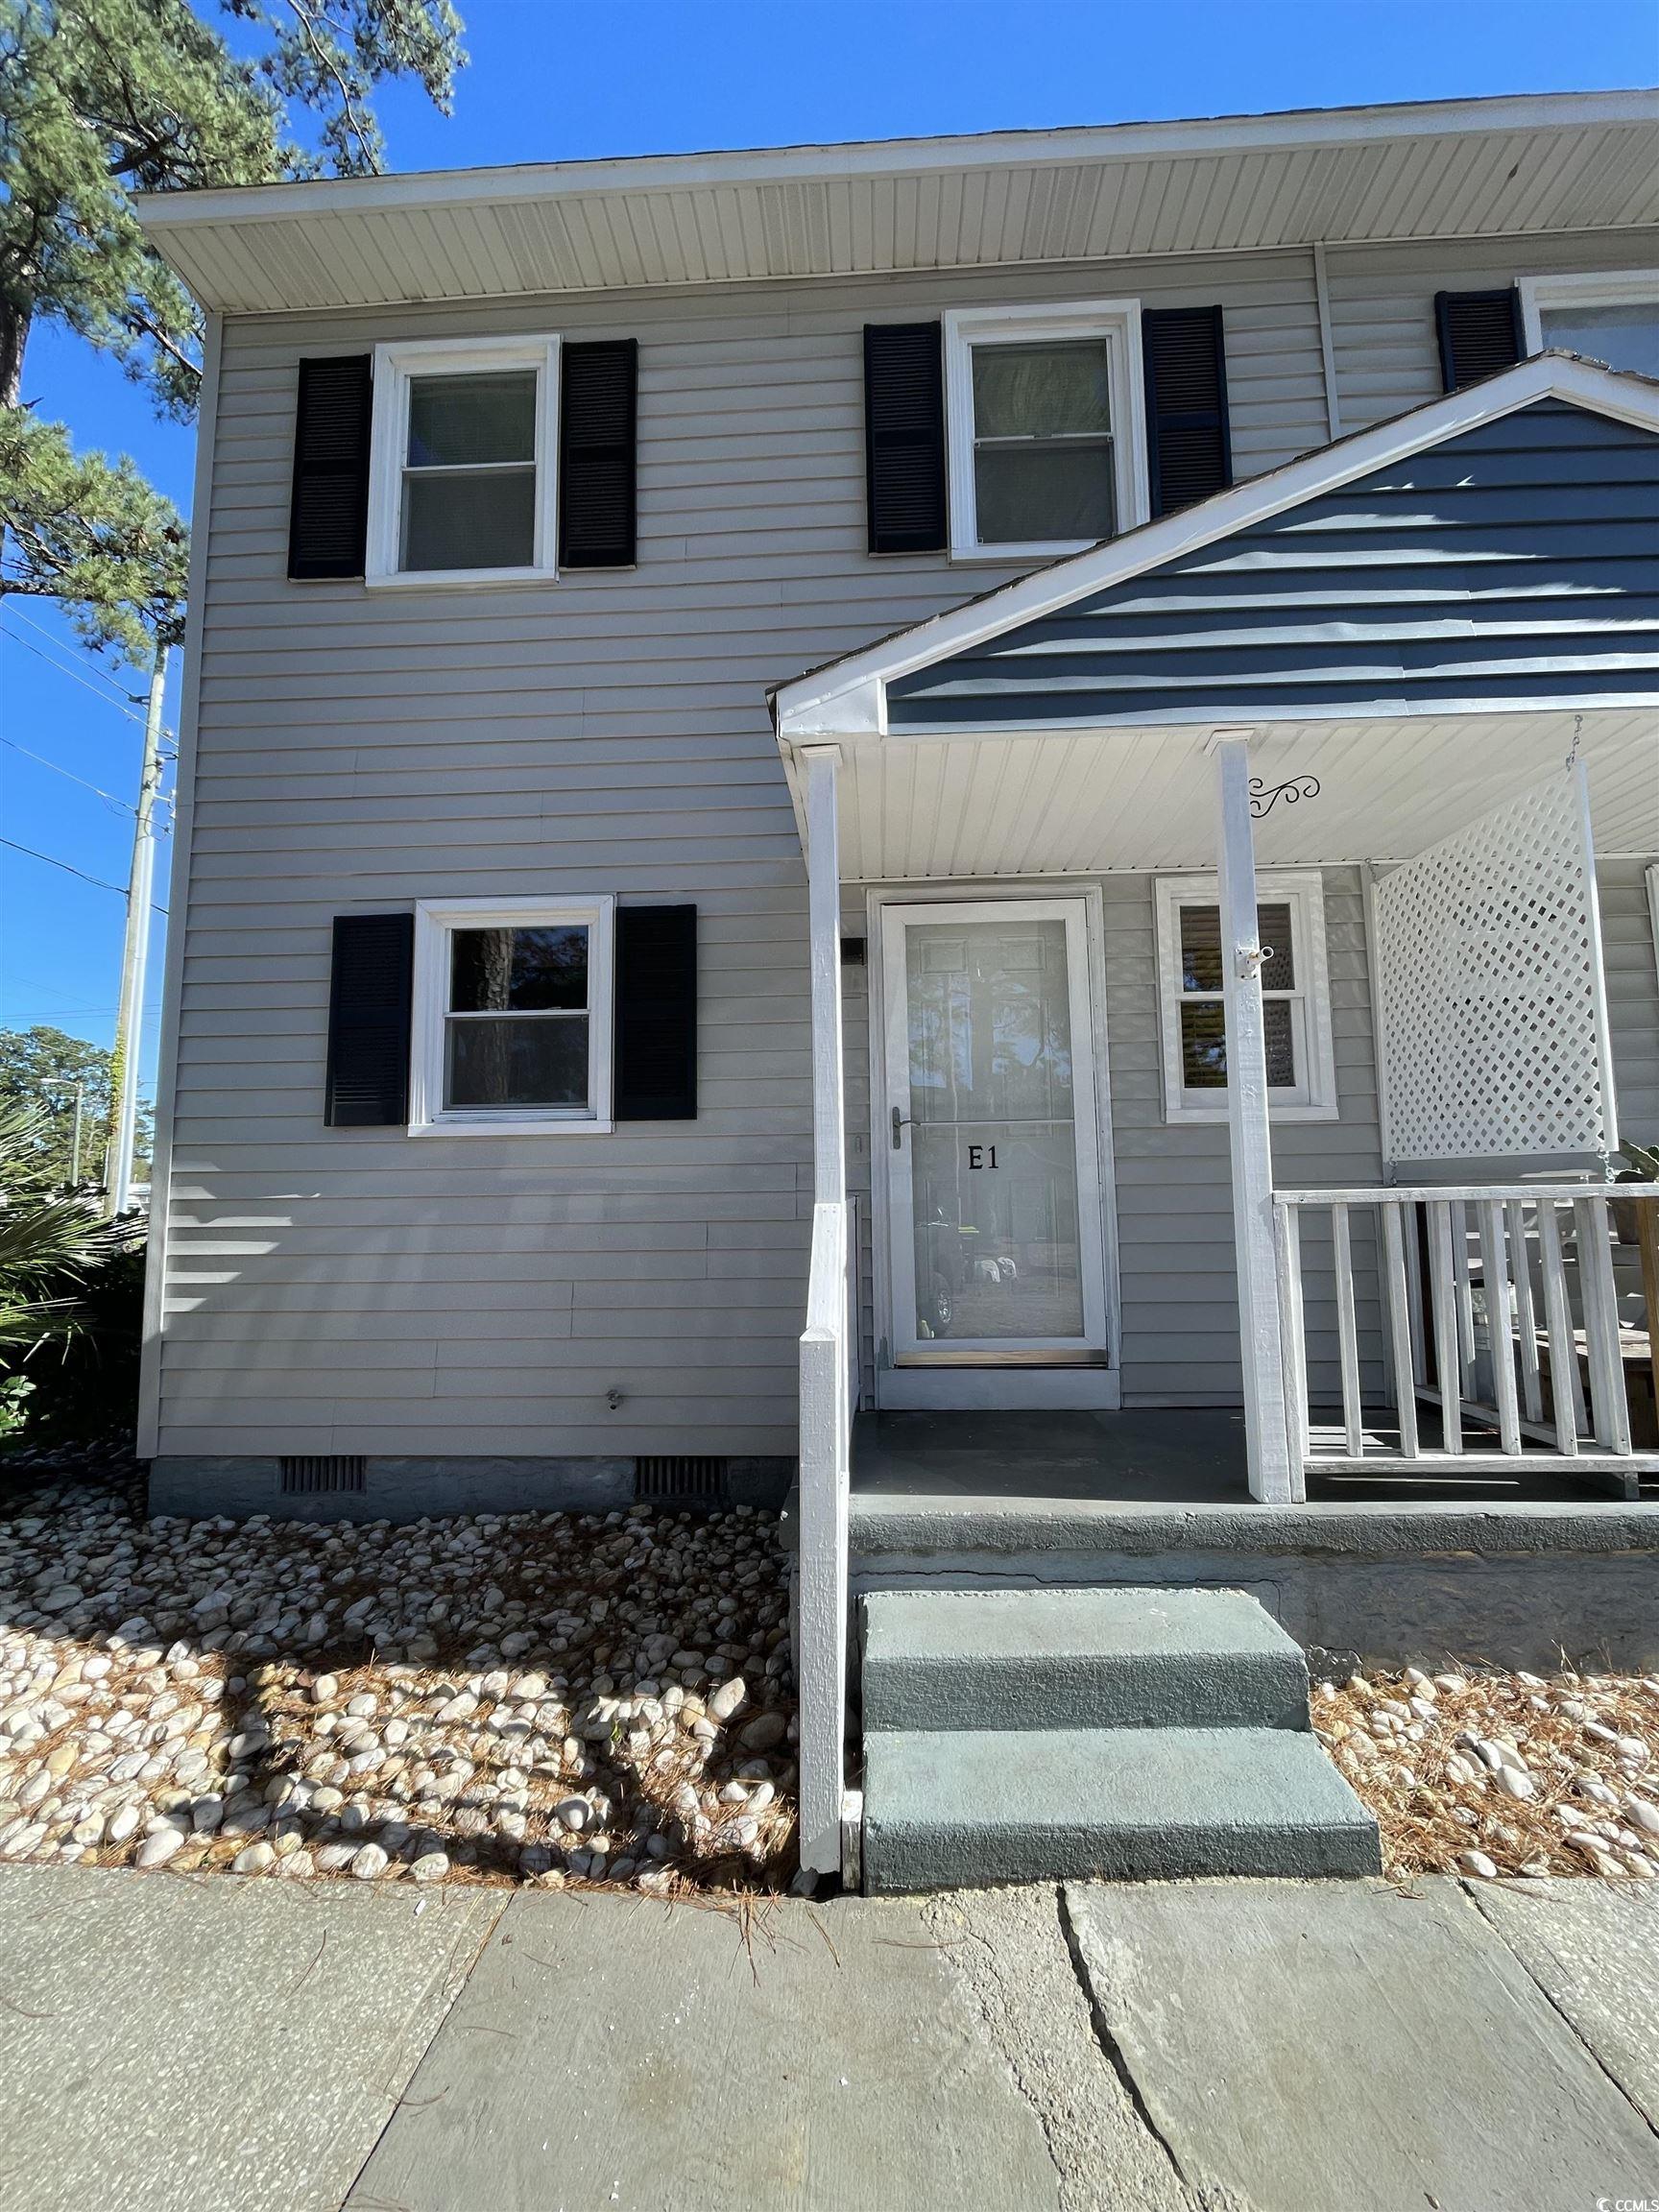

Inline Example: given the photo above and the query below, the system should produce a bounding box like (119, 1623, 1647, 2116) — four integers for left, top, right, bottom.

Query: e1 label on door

(966, 1143, 998, 1169)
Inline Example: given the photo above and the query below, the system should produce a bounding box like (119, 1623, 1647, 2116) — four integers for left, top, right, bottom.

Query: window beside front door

(368, 337, 560, 585)
(410, 897, 614, 1132)
(1154, 872, 1338, 1123)
(944, 301, 1150, 561)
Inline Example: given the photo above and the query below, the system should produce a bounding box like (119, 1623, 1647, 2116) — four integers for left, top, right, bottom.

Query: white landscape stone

(0, 1483, 802, 1897)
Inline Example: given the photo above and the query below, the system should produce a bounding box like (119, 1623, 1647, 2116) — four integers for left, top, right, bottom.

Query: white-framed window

(1154, 872, 1338, 1124)
(410, 898, 613, 1134)
(1519, 270, 1659, 379)
(368, 335, 560, 587)
(944, 301, 1150, 563)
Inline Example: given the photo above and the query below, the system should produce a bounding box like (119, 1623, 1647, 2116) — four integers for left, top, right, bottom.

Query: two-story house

(135, 91, 1659, 1889)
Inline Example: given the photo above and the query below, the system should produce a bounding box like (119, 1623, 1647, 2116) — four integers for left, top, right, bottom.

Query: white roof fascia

(772, 354, 1659, 743)
(133, 90, 1657, 237)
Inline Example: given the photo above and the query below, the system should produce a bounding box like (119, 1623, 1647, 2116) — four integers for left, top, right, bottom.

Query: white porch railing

(796, 1195, 854, 1878)
(1274, 1184, 1659, 1498)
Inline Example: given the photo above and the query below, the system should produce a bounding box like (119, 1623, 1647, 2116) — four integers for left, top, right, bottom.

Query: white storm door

(882, 899, 1109, 1363)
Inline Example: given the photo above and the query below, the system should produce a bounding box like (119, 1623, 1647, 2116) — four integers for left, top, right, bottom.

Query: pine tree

(0, 0, 465, 658)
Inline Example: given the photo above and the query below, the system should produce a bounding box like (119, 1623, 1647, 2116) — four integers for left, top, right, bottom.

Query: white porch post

(797, 745, 851, 1878)
(1213, 733, 1298, 1503)
(805, 747, 847, 1206)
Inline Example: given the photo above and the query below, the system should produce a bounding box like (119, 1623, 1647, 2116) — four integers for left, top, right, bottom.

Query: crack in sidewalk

(921, 1884, 1222, 2212)
(1054, 1882, 1194, 2188)
(1458, 1877, 1659, 2148)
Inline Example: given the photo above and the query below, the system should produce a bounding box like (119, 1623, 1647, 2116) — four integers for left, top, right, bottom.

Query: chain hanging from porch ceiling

(1372, 769, 1616, 1163)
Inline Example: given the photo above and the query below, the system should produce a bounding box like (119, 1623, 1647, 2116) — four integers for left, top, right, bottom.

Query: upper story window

(944, 301, 1150, 562)
(1154, 872, 1338, 1124)
(410, 897, 614, 1134)
(368, 337, 560, 587)
(1520, 271, 1659, 379)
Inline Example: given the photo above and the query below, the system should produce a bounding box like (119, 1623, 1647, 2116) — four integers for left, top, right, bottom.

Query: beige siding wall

(158, 228, 1657, 1460)
(1324, 225, 1659, 431)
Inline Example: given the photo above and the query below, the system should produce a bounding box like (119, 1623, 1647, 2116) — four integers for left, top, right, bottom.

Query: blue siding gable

(886, 400, 1659, 732)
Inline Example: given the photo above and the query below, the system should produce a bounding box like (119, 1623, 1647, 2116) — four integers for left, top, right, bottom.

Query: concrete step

(862, 1725, 1383, 1890)
(861, 1586, 1311, 1734)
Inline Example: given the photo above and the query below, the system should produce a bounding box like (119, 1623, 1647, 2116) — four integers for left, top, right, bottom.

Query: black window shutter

(1142, 306, 1233, 518)
(614, 904, 697, 1120)
(325, 913, 414, 1127)
(863, 323, 948, 554)
(1435, 288, 1525, 392)
(559, 339, 637, 567)
(288, 356, 373, 579)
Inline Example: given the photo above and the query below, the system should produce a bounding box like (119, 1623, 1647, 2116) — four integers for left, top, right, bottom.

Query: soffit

(136, 94, 1659, 315)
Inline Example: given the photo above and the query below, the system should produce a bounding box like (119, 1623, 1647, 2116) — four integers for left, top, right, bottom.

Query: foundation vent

(279, 1455, 368, 1496)
(635, 1455, 730, 1506)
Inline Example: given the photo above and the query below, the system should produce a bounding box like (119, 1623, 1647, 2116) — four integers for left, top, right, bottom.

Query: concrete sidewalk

(0, 1864, 1653, 2212)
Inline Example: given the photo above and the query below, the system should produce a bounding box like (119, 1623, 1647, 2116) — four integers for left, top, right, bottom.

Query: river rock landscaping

(3, 1472, 1656, 1895)
(0, 1477, 798, 1892)
(1316, 1664, 1659, 1882)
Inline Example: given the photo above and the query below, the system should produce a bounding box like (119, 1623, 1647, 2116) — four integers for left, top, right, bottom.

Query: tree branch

(280, 0, 381, 174)
(120, 309, 202, 388)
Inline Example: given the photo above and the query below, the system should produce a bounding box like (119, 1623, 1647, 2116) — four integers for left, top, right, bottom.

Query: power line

(0, 619, 174, 736)
(0, 834, 168, 914)
(1, 601, 151, 706)
(0, 733, 139, 813)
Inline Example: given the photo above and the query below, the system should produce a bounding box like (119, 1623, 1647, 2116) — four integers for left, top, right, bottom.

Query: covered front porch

(798, 706, 1657, 1501)
(772, 353, 1659, 1874)
(850, 1407, 1643, 1506)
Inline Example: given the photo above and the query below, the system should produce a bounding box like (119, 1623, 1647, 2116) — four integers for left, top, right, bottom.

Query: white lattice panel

(1374, 771, 1615, 1162)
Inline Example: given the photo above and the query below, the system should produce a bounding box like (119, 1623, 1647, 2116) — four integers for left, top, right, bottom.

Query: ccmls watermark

(1596, 2197, 1659, 2210)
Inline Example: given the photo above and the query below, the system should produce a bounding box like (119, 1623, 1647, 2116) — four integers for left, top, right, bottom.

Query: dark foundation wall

(149, 1454, 794, 1524)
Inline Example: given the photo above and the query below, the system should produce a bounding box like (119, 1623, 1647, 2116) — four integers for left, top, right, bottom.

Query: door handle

(891, 1106, 916, 1149)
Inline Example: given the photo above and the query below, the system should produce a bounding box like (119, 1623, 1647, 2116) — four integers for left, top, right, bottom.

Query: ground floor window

(410, 897, 614, 1133)
(1154, 871, 1337, 1122)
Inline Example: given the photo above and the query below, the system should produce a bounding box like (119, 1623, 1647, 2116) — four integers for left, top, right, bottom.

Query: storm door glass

(903, 916, 1085, 1345)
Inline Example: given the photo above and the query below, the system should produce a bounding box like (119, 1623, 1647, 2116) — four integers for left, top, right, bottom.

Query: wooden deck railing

(1273, 1184, 1659, 1497)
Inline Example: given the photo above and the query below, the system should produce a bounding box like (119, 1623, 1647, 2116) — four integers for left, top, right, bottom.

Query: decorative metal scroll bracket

(1248, 774, 1321, 820)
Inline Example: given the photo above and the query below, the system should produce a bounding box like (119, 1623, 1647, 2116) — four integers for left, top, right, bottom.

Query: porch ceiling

(812, 709, 1657, 879)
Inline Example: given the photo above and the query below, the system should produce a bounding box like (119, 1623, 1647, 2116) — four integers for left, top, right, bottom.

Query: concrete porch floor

(852, 1408, 1614, 1506)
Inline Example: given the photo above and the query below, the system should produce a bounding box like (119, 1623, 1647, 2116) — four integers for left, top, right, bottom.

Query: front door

(881, 899, 1109, 1369)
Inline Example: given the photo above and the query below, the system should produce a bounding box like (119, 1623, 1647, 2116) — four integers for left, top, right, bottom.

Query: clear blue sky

(4, 0, 1656, 1093)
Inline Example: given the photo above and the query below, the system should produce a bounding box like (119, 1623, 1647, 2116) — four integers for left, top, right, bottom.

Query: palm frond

(0, 1097, 142, 1363)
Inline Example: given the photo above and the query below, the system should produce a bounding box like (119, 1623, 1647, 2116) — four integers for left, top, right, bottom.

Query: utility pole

(69, 1080, 84, 1188)
(108, 642, 168, 1216)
